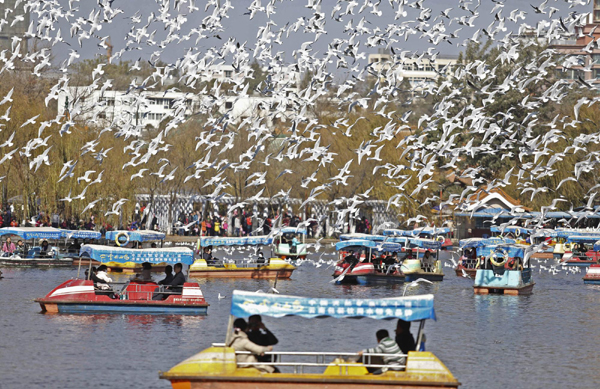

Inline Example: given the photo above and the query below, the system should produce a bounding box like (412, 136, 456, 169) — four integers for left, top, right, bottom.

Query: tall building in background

(0, 0, 30, 52)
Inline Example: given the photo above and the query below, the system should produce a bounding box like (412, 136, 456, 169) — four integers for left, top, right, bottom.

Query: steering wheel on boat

(489, 248, 508, 267)
(115, 232, 130, 247)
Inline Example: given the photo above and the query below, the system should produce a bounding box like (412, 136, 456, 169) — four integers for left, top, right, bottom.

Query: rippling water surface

(1, 254, 599, 389)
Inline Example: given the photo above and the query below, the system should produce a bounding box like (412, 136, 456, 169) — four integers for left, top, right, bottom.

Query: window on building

(225, 101, 233, 109)
(594, 69, 600, 79)
(225, 70, 233, 78)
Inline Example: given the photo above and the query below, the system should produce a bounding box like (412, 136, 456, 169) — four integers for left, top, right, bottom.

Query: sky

(17, 0, 590, 73)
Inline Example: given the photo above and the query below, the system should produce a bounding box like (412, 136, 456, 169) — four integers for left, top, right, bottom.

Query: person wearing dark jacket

(395, 319, 416, 354)
(152, 263, 185, 300)
(158, 265, 174, 285)
(247, 315, 279, 365)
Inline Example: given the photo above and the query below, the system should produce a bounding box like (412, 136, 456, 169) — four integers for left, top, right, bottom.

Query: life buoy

(436, 235, 445, 243)
(489, 249, 508, 267)
(115, 232, 130, 247)
(514, 228, 521, 237)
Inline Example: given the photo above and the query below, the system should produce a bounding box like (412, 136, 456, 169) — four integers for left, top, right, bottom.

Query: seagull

(403, 278, 433, 296)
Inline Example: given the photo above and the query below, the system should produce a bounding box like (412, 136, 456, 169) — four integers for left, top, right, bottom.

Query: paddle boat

(272, 227, 308, 261)
(560, 235, 600, 267)
(473, 244, 535, 295)
(189, 236, 296, 279)
(35, 244, 208, 314)
(78, 230, 167, 273)
(0, 227, 72, 267)
(160, 290, 460, 389)
(456, 237, 516, 278)
(332, 239, 404, 285)
(400, 238, 444, 282)
(583, 241, 600, 284)
(384, 228, 453, 261)
(59, 229, 102, 259)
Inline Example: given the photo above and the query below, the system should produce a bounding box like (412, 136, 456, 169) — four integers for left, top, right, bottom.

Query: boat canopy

(383, 228, 450, 237)
(339, 233, 384, 241)
(594, 241, 600, 252)
(0, 227, 63, 240)
(490, 226, 532, 236)
(230, 290, 436, 321)
(278, 227, 307, 235)
(459, 237, 516, 249)
(409, 238, 442, 250)
(60, 229, 101, 240)
(553, 229, 600, 239)
(105, 230, 166, 242)
(566, 235, 600, 244)
(200, 236, 273, 247)
(335, 239, 379, 251)
(79, 244, 194, 265)
(476, 244, 526, 258)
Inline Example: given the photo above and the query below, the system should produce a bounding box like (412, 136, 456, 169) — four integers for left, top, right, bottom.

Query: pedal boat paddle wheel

(456, 237, 516, 278)
(333, 239, 405, 285)
(473, 244, 535, 295)
(160, 290, 460, 389)
(189, 236, 296, 279)
(560, 235, 600, 267)
(35, 244, 208, 315)
(76, 230, 168, 273)
(0, 227, 72, 267)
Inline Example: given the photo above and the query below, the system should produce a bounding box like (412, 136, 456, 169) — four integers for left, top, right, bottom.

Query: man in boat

(158, 265, 174, 285)
(358, 329, 405, 373)
(68, 239, 81, 253)
(228, 318, 275, 373)
(422, 251, 434, 272)
(395, 319, 416, 354)
(152, 263, 186, 300)
(15, 240, 24, 255)
(247, 315, 279, 365)
(343, 250, 359, 269)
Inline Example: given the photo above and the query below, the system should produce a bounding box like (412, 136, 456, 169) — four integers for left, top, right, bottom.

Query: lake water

(0, 255, 598, 388)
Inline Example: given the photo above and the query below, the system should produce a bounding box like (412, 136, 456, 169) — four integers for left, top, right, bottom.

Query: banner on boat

(200, 236, 273, 247)
(459, 237, 516, 249)
(61, 230, 101, 240)
(383, 228, 450, 237)
(105, 230, 166, 242)
(79, 244, 194, 264)
(231, 290, 436, 321)
(0, 227, 63, 240)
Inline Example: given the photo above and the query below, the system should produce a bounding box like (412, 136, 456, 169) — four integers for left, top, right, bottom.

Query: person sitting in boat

(132, 262, 153, 281)
(395, 319, 416, 354)
(202, 247, 216, 264)
(152, 263, 186, 300)
(228, 318, 275, 374)
(158, 265, 174, 285)
(290, 236, 299, 254)
(422, 251, 434, 272)
(39, 240, 51, 258)
(404, 250, 414, 261)
(508, 257, 524, 271)
(2, 237, 15, 254)
(358, 329, 404, 374)
(247, 315, 279, 367)
(68, 239, 81, 253)
(95, 265, 113, 290)
(15, 240, 24, 255)
(256, 251, 266, 264)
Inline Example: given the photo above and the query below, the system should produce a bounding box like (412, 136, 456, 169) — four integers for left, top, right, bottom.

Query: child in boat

(228, 318, 275, 373)
(358, 329, 404, 373)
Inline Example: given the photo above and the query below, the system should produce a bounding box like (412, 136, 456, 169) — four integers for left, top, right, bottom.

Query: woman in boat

(228, 318, 275, 373)
(2, 237, 15, 254)
(39, 240, 51, 257)
(95, 265, 113, 290)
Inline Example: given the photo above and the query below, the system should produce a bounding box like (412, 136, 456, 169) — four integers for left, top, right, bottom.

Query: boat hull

(190, 269, 294, 279)
(165, 378, 458, 389)
(473, 269, 534, 295)
(474, 283, 535, 295)
(561, 260, 597, 267)
(404, 273, 444, 282)
(583, 278, 600, 285)
(37, 301, 207, 315)
(0, 258, 72, 267)
(454, 266, 477, 278)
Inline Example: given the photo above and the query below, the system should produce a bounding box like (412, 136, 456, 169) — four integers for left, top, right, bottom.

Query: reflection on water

(1, 256, 600, 388)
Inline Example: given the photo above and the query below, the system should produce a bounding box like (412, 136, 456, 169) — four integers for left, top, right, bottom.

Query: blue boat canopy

(79, 244, 194, 265)
(409, 238, 442, 250)
(230, 290, 436, 321)
(339, 233, 384, 241)
(200, 236, 273, 247)
(335, 239, 378, 251)
(459, 237, 516, 249)
(566, 235, 600, 244)
(476, 244, 526, 258)
(383, 228, 450, 237)
(0, 227, 63, 240)
(60, 229, 101, 240)
(490, 226, 532, 236)
(278, 227, 307, 235)
(105, 230, 166, 242)
(594, 241, 600, 252)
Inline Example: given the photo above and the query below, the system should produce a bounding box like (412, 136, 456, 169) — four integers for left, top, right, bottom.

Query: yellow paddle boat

(160, 290, 460, 389)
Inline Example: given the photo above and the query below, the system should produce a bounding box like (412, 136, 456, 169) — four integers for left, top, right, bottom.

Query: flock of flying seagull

(0, 0, 598, 243)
